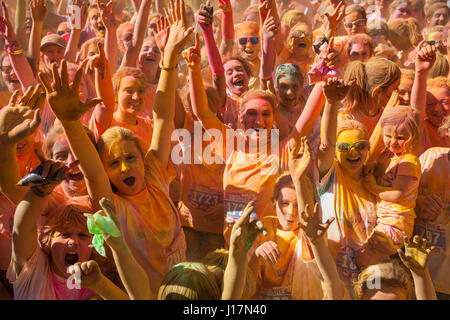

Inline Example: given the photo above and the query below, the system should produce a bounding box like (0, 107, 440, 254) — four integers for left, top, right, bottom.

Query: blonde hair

(401, 68, 415, 82)
(236, 21, 259, 38)
(353, 259, 413, 300)
(112, 67, 147, 95)
(240, 89, 277, 114)
(343, 57, 401, 115)
(337, 120, 369, 140)
(426, 75, 450, 89)
(429, 52, 449, 79)
(388, 18, 423, 51)
(78, 37, 104, 63)
(96, 126, 146, 162)
(158, 262, 221, 300)
(281, 10, 306, 28)
(200, 249, 257, 298)
(438, 114, 450, 137)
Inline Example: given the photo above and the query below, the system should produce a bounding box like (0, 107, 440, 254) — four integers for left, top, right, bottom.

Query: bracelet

(10, 49, 23, 56)
(30, 186, 51, 198)
(159, 63, 178, 71)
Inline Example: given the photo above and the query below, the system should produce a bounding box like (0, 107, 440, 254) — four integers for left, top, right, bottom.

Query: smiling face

(336, 129, 369, 173)
(237, 29, 260, 62)
(224, 59, 250, 97)
(275, 186, 300, 231)
(382, 123, 411, 154)
(102, 139, 146, 196)
(276, 75, 302, 108)
(428, 8, 449, 27)
(50, 226, 93, 278)
(289, 24, 312, 60)
(138, 38, 161, 70)
(344, 11, 367, 35)
(41, 44, 65, 70)
(426, 86, 449, 127)
(52, 135, 87, 196)
(117, 76, 146, 116)
(88, 7, 106, 37)
(239, 97, 275, 144)
(1, 55, 21, 93)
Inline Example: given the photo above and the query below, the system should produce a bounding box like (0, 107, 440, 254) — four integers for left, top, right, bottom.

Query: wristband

(5, 40, 23, 55)
(159, 63, 178, 71)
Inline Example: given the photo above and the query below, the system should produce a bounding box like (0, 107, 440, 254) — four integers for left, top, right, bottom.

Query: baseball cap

(40, 33, 67, 51)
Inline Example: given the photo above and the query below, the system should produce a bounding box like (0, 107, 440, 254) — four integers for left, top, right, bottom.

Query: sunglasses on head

(344, 19, 366, 28)
(1, 66, 13, 73)
(239, 37, 259, 45)
(336, 140, 369, 152)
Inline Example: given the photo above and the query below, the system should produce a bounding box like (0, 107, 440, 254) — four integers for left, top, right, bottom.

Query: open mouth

(346, 157, 361, 164)
(69, 172, 84, 181)
(298, 42, 307, 48)
(233, 79, 244, 88)
(16, 143, 26, 150)
(65, 252, 79, 266)
(123, 176, 136, 186)
(244, 49, 254, 55)
(145, 56, 156, 62)
(9, 79, 19, 84)
(128, 101, 141, 109)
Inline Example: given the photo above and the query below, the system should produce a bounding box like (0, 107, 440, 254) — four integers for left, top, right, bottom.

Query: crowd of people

(0, 0, 448, 300)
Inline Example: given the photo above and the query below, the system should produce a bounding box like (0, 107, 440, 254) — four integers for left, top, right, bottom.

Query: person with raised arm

(39, 0, 193, 296)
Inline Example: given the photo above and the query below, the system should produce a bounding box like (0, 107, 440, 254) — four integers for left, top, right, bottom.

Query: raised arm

(317, 78, 353, 178)
(65, 0, 88, 64)
(39, 60, 112, 211)
(218, 0, 234, 57)
(184, 32, 223, 131)
(28, 0, 48, 75)
(148, 0, 194, 167)
(398, 236, 437, 300)
(12, 160, 69, 275)
(222, 201, 266, 300)
(0, 87, 44, 205)
(197, 1, 226, 108)
(0, 1, 38, 90)
(14, 0, 27, 49)
(259, 8, 277, 92)
(88, 42, 115, 135)
(99, 198, 154, 299)
(411, 42, 439, 138)
(100, 1, 119, 71)
(120, 0, 152, 68)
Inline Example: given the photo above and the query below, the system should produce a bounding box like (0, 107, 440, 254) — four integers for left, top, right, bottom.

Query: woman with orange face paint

(236, 21, 261, 91)
(186, 28, 326, 245)
(41, 0, 193, 296)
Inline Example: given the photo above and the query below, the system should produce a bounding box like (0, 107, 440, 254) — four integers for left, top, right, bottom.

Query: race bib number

(414, 223, 446, 253)
(336, 245, 360, 281)
(224, 192, 257, 223)
(187, 187, 223, 211)
(260, 286, 292, 300)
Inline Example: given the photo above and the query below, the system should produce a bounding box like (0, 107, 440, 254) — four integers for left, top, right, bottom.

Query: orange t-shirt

(90, 113, 154, 150)
(177, 116, 225, 234)
(112, 152, 186, 295)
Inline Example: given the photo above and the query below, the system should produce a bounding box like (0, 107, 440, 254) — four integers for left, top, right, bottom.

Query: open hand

(0, 1, 16, 42)
(398, 235, 435, 275)
(30, 0, 48, 24)
(163, 0, 195, 68)
(0, 86, 45, 146)
(288, 136, 312, 182)
(99, 0, 116, 30)
(323, 76, 354, 104)
(299, 203, 334, 243)
(151, 16, 170, 58)
(38, 60, 102, 122)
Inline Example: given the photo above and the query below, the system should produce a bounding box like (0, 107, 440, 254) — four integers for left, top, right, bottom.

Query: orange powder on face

(236, 21, 260, 38)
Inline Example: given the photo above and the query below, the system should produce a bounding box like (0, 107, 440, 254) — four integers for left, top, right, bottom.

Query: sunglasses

(344, 19, 366, 28)
(290, 30, 311, 38)
(56, 30, 67, 36)
(239, 37, 259, 45)
(336, 140, 369, 152)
